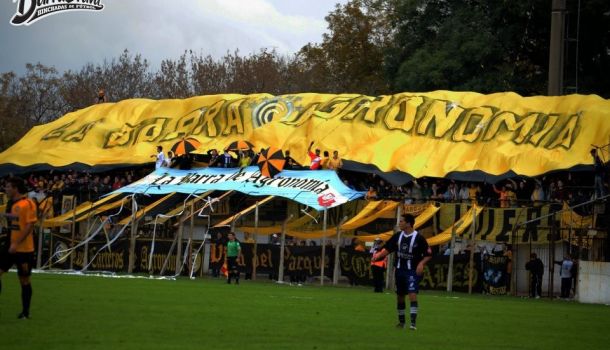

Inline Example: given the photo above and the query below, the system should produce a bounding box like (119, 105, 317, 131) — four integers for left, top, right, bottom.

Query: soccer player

(372, 214, 432, 330)
(226, 232, 241, 284)
(0, 177, 38, 319)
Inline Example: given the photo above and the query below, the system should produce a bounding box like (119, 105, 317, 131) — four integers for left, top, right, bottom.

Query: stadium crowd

(0, 144, 605, 218)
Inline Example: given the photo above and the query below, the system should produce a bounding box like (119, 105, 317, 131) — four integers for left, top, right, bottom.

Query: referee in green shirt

(226, 232, 241, 284)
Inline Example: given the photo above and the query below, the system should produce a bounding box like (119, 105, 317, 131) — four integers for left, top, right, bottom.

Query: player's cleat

(17, 313, 29, 320)
(396, 323, 406, 329)
(409, 325, 417, 331)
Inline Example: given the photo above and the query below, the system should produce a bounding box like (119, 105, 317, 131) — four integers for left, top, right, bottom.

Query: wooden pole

(49, 228, 54, 269)
(333, 216, 348, 285)
(468, 206, 477, 294)
(160, 234, 178, 275)
(127, 197, 139, 274)
(432, 209, 439, 235)
(511, 207, 526, 296)
(387, 205, 402, 290)
(252, 201, 259, 281)
(82, 216, 91, 271)
(69, 200, 77, 270)
(36, 217, 45, 269)
(563, 224, 572, 256)
(511, 225, 518, 296)
(320, 208, 328, 286)
(278, 215, 293, 283)
(548, 222, 555, 298)
(175, 216, 185, 276)
(188, 201, 195, 272)
(447, 224, 458, 292)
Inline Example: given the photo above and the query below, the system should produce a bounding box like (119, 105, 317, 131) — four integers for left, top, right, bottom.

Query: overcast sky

(0, 0, 345, 74)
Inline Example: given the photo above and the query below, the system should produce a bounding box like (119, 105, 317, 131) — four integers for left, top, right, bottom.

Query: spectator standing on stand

(320, 151, 330, 170)
(591, 149, 605, 199)
(307, 141, 322, 170)
(221, 149, 234, 168)
(151, 146, 166, 170)
(284, 150, 301, 170)
(327, 151, 343, 171)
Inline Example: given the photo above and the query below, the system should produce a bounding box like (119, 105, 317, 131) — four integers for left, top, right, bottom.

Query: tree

(567, 0, 610, 96)
(15, 63, 67, 126)
(0, 72, 27, 151)
(384, 0, 610, 97)
(153, 51, 192, 99)
(297, 0, 390, 95)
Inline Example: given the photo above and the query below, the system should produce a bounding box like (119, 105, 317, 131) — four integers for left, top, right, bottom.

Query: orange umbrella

(226, 140, 255, 151)
(257, 147, 286, 178)
(171, 138, 201, 155)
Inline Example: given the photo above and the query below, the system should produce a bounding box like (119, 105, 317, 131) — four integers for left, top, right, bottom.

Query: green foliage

(0, 273, 609, 349)
(297, 0, 389, 95)
(384, 0, 610, 96)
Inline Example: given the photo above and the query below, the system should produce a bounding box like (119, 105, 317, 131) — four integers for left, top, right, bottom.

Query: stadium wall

(577, 261, 610, 304)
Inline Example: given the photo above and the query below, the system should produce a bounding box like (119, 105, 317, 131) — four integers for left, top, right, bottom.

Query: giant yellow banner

(1, 91, 608, 177)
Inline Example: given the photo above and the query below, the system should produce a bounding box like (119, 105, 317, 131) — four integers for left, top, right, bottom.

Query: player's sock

(397, 302, 406, 324)
(21, 284, 32, 317)
(410, 301, 418, 326)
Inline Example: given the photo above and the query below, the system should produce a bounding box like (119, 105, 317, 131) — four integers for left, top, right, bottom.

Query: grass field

(0, 272, 609, 350)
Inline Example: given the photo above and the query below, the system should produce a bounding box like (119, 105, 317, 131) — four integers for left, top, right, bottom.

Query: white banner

(113, 166, 364, 210)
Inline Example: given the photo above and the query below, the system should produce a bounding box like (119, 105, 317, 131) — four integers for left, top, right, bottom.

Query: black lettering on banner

(383, 96, 423, 133)
(522, 207, 542, 243)
(479, 208, 496, 241)
(497, 209, 515, 242)
(222, 99, 247, 135)
(452, 107, 493, 143)
(35, 94, 583, 155)
(416, 98, 466, 138)
(41, 121, 76, 140)
(339, 96, 375, 122)
(191, 101, 223, 137)
(103, 118, 168, 148)
(454, 204, 462, 224)
(281, 103, 320, 126)
(225, 168, 247, 181)
(159, 176, 176, 185)
(210, 174, 225, 184)
(313, 97, 353, 120)
(62, 121, 100, 142)
(161, 109, 205, 142)
(313, 183, 330, 195)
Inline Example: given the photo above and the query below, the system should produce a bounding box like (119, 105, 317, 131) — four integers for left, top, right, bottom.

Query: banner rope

(80, 194, 139, 271)
(148, 192, 218, 271)
(40, 194, 133, 270)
